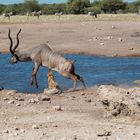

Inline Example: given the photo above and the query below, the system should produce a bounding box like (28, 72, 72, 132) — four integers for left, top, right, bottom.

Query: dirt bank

(0, 85, 140, 140)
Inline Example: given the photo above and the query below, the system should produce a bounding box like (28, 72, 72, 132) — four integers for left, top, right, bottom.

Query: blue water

(0, 53, 140, 93)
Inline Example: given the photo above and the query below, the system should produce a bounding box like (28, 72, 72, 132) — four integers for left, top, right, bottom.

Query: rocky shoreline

(0, 85, 140, 140)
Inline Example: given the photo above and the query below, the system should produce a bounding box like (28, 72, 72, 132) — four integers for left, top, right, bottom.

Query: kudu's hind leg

(31, 62, 40, 88)
(60, 71, 86, 90)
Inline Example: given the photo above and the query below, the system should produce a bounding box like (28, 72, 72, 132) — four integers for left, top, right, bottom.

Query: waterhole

(0, 54, 140, 93)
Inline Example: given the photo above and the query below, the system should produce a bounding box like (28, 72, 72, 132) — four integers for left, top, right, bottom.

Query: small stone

(129, 48, 134, 50)
(16, 103, 21, 106)
(117, 126, 123, 129)
(29, 98, 39, 103)
(20, 129, 25, 133)
(118, 38, 123, 42)
(100, 43, 104, 45)
(85, 99, 92, 103)
(97, 131, 111, 137)
(111, 25, 116, 29)
(53, 106, 62, 111)
(14, 132, 19, 136)
(40, 96, 51, 101)
(93, 37, 98, 40)
(72, 135, 78, 139)
(15, 127, 19, 131)
(18, 98, 24, 101)
(32, 125, 39, 129)
(71, 95, 76, 99)
(52, 124, 58, 127)
(81, 92, 85, 95)
(137, 101, 140, 106)
(8, 100, 14, 104)
(3, 129, 9, 133)
(14, 116, 18, 119)
(3, 97, 9, 100)
(131, 132, 136, 135)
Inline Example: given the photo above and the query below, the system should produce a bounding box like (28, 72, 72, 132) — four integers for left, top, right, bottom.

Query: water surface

(0, 54, 140, 93)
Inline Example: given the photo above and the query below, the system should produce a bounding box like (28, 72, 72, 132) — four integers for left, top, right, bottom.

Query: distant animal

(27, 11, 42, 20)
(55, 12, 63, 17)
(3, 12, 13, 20)
(88, 12, 97, 18)
(8, 28, 86, 90)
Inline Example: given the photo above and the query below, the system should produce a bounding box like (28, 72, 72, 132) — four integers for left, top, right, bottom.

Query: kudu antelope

(88, 12, 97, 18)
(8, 29, 86, 90)
(27, 11, 42, 20)
(55, 12, 63, 17)
(3, 12, 13, 20)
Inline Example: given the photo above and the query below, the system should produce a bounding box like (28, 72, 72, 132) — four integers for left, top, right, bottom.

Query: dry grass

(0, 14, 140, 24)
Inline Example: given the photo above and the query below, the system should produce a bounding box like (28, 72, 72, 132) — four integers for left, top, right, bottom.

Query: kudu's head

(8, 28, 21, 64)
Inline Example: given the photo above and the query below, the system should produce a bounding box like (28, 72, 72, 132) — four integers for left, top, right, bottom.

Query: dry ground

(0, 86, 140, 140)
(0, 14, 140, 57)
(0, 14, 140, 140)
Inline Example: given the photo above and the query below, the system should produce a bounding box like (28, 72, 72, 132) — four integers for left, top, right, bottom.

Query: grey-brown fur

(27, 11, 42, 20)
(3, 12, 13, 20)
(8, 29, 86, 90)
(88, 12, 97, 18)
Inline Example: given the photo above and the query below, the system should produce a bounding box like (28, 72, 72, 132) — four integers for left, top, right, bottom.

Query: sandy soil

(0, 21, 140, 57)
(0, 86, 140, 140)
(0, 21, 140, 140)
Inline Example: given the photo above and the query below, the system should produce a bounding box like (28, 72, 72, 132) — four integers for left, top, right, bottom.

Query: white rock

(81, 92, 85, 95)
(93, 37, 98, 40)
(14, 132, 19, 136)
(117, 126, 123, 129)
(21, 129, 25, 133)
(14, 116, 18, 119)
(32, 125, 39, 129)
(3, 97, 9, 100)
(53, 106, 62, 111)
(8, 100, 14, 104)
(118, 38, 123, 42)
(40, 96, 50, 101)
(111, 25, 116, 29)
(100, 43, 104, 45)
(16, 103, 21, 106)
(29, 98, 39, 103)
(3, 129, 9, 133)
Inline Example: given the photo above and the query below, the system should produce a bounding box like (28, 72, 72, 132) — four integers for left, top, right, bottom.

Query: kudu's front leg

(31, 62, 40, 88)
